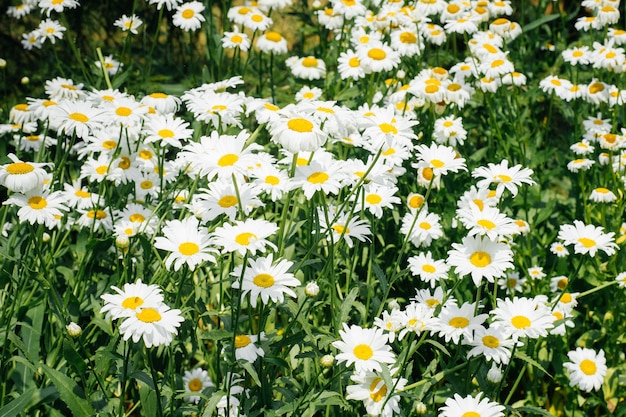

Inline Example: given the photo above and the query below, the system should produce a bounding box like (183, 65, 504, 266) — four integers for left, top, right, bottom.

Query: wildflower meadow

(1, 0, 626, 416)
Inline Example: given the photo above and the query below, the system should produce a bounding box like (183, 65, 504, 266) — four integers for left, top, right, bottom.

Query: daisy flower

(119, 302, 184, 348)
(39, 0, 79, 16)
(153, 216, 218, 271)
(472, 159, 535, 197)
(0, 153, 50, 193)
(457, 205, 518, 241)
(557, 220, 618, 257)
(318, 210, 371, 248)
(414, 143, 467, 176)
(141, 92, 181, 114)
(49, 100, 105, 139)
(172, 2, 206, 32)
(465, 325, 517, 365)
(356, 42, 401, 74)
(615, 271, 626, 287)
(498, 271, 526, 293)
(398, 302, 436, 339)
(143, 113, 193, 148)
(346, 370, 407, 417)
(213, 219, 278, 255)
(353, 183, 401, 219)
(432, 302, 489, 344)
(4, 188, 69, 228)
(285, 56, 326, 80)
(433, 116, 467, 146)
(400, 210, 444, 248)
(491, 296, 554, 340)
(232, 333, 266, 362)
(100, 279, 165, 320)
(192, 179, 263, 222)
(407, 252, 450, 288)
(439, 393, 505, 417)
(337, 49, 367, 80)
(293, 159, 344, 199)
(256, 31, 288, 54)
(114, 14, 143, 34)
(222, 29, 251, 51)
(564, 348, 607, 392)
(589, 187, 617, 203)
(36, 19, 66, 44)
(182, 368, 214, 404)
(447, 235, 514, 286)
(231, 254, 299, 307)
(76, 208, 113, 232)
(332, 323, 396, 373)
(268, 110, 327, 153)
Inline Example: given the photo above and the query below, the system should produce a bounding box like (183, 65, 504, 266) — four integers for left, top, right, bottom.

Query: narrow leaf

(0, 388, 36, 417)
(40, 364, 95, 417)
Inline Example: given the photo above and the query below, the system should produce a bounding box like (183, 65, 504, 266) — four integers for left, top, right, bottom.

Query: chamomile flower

(141, 92, 181, 114)
(353, 183, 401, 218)
(213, 219, 278, 255)
(318, 210, 371, 248)
(401, 210, 444, 248)
(557, 220, 618, 257)
(433, 116, 467, 146)
(172, 2, 206, 32)
(457, 204, 518, 240)
(465, 325, 516, 365)
(256, 31, 288, 54)
(432, 302, 488, 344)
(0, 154, 50, 193)
(439, 393, 504, 417)
(231, 254, 299, 307)
(447, 235, 514, 286)
(564, 348, 607, 392)
(143, 113, 193, 148)
(49, 100, 105, 139)
(4, 188, 68, 228)
(398, 301, 436, 339)
(491, 296, 554, 340)
(589, 187, 617, 203)
(193, 179, 263, 222)
(222, 29, 251, 51)
(498, 271, 526, 293)
(114, 14, 143, 34)
(233, 333, 266, 362)
(332, 323, 396, 373)
(472, 159, 535, 197)
(268, 111, 327, 153)
(285, 55, 326, 80)
(414, 143, 467, 176)
(346, 370, 407, 417)
(118, 302, 184, 348)
(182, 368, 214, 404)
(251, 165, 293, 201)
(356, 42, 401, 74)
(615, 271, 626, 287)
(293, 159, 344, 199)
(100, 279, 165, 320)
(407, 252, 450, 287)
(39, 0, 79, 16)
(153, 216, 218, 271)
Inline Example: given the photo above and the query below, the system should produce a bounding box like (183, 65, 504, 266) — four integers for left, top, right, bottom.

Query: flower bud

(66, 322, 82, 337)
(305, 281, 319, 297)
(487, 363, 503, 383)
(414, 402, 427, 414)
(320, 354, 334, 367)
(21, 76, 29, 85)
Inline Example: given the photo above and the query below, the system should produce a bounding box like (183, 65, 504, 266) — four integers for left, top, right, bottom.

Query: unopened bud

(305, 281, 319, 297)
(320, 354, 334, 367)
(414, 401, 427, 414)
(0, 58, 7, 69)
(21, 76, 29, 85)
(116, 235, 130, 249)
(487, 363, 503, 383)
(66, 322, 82, 337)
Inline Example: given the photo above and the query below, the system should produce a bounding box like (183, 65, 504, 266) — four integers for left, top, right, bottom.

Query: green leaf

(138, 380, 157, 417)
(40, 364, 95, 417)
(0, 387, 36, 417)
(510, 405, 557, 416)
(514, 350, 552, 378)
(339, 287, 359, 325)
(240, 361, 262, 387)
(522, 14, 560, 33)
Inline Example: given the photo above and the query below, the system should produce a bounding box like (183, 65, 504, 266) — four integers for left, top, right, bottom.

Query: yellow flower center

(253, 273, 275, 288)
(218, 153, 239, 167)
(102, 140, 117, 150)
(353, 343, 373, 360)
(307, 172, 329, 184)
(116, 107, 132, 117)
(511, 315, 531, 329)
(75, 189, 90, 198)
(302, 57, 318, 67)
(419, 222, 431, 230)
(573, 50, 583, 57)
(422, 264, 436, 273)
(158, 129, 175, 138)
(426, 298, 439, 308)
(140, 180, 153, 190)
(469, 251, 491, 267)
(179, 242, 199, 256)
(400, 32, 417, 43)
(366, 194, 382, 205)
(150, 92, 168, 99)
(462, 412, 480, 417)
(579, 359, 597, 375)
(449, 317, 469, 328)
(409, 195, 424, 209)
(6, 162, 35, 175)
(332, 225, 349, 235)
(495, 174, 512, 182)
(182, 9, 195, 19)
(234, 335, 251, 348)
(369, 378, 387, 403)
(188, 378, 203, 392)
(349, 57, 360, 67)
(69, 112, 89, 123)
(218, 195, 238, 208)
(231, 34, 243, 43)
(96, 165, 108, 175)
(122, 296, 144, 310)
(264, 103, 279, 111)
(367, 48, 387, 60)
(235, 232, 257, 246)
(589, 82, 604, 94)
(287, 118, 314, 132)
(136, 307, 161, 323)
(266, 31, 282, 42)
(118, 156, 131, 170)
(557, 278, 568, 289)
(577, 237, 596, 248)
(430, 159, 445, 168)
(477, 219, 496, 230)
(560, 293, 572, 303)
(379, 123, 398, 134)
(482, 335, 500, 348)
(421, 167, 434, 181)
(28, 196, 47, 209)
(265, 175, 279, 185)
(87, 210, 107, 219)
(14, 103, 29, 111)
(425, 85, 439, 94)
(251, 14, 263, 22)
(129, 213, 145, 223)
(491, 59, 505, 68)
